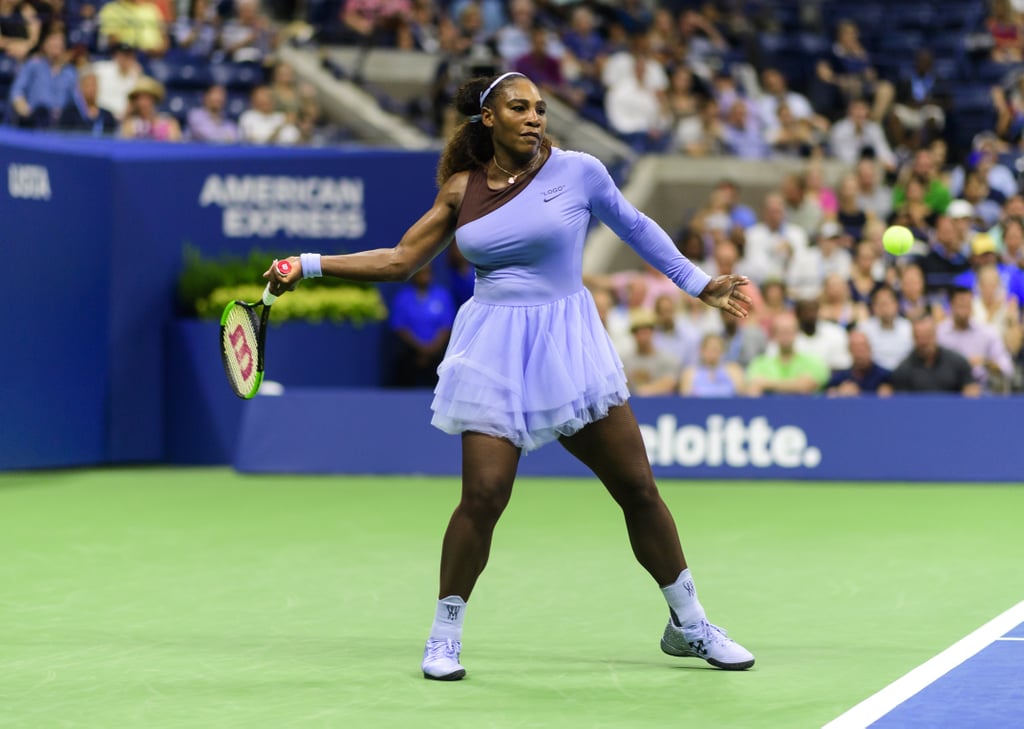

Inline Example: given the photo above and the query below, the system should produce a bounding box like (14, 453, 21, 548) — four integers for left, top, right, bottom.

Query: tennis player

(266, 72, 755, 680)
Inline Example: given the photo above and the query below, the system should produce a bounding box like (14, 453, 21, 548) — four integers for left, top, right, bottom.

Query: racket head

(220, 300, 267, 399)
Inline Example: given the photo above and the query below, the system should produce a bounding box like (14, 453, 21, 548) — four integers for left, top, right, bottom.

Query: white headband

(469, 72, 526, 122)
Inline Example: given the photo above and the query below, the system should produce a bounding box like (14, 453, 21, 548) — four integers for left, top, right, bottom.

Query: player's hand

(263, 256, 302, 296)
(698, 274, 751, 319)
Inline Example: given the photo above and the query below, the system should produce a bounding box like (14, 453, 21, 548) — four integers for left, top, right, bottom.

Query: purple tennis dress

(430, 148, 710, 451)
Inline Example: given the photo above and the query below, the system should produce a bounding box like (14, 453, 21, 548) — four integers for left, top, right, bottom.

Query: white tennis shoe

(660, 617, 755, 670)
(422, 638, 466, 681)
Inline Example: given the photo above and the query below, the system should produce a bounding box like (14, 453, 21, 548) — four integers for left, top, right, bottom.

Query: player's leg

(559, 403, 754, 670)
(423, 431, 521, 681)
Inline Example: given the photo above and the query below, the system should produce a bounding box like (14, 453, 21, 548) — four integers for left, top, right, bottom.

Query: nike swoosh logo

(543, 190, 568, 202)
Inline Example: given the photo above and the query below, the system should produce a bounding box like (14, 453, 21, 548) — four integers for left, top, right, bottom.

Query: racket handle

(262, 259, 293, 306)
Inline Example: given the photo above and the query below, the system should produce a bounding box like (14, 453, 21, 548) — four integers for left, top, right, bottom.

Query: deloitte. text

(638, 415, 822, 469)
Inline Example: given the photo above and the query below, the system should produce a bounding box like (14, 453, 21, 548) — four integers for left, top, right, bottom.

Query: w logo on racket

(228, 325, 254, 381)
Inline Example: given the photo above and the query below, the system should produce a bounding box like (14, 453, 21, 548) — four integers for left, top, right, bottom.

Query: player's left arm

(580, 153, 751, 316)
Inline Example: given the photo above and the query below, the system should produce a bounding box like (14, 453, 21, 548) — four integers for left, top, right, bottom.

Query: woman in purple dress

(266, 72, 755, 680)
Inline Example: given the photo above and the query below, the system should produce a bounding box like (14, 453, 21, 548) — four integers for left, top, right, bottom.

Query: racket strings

(221, 304, 262, 396)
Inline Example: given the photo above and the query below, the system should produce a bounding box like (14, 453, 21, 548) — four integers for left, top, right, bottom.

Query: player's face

(485, 79, 546, 160)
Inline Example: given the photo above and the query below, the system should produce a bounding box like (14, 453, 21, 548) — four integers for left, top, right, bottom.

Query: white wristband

(300, 253, 322, 278)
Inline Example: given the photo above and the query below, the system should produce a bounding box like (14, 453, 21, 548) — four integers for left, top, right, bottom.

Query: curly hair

(435, 74, 552, 187)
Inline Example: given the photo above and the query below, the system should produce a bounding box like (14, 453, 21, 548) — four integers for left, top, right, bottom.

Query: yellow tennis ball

(882, 225, 914, 256)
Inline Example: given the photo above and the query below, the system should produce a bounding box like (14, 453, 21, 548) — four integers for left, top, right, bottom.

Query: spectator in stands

(652, 293, 700, 369)
(674, 97, 723, 156)
(445, 0, 505, 37)
(848, 241, 882, 306)
(857, 284, 913, 370)
(742, 192, 809, 284)
(220, 0, 275, 63)
(855, 157, 892, 222)
(805, 221, 853, 283)
(955, 232, 1024, 303)
(665, 65, 702, 130)
(56, 65, 117, 134)
(805, 158, 838, 218)
(496, 0, 560, 66)
(813, 19, 893, 122)
(621, 308, 680, 396)
(951, 135, 1019, 202)
(430, 6, 499, 138)
(602, 32, 670, 153)
(938, 285, 1015, 392)
(0, 0, 40, 62)
(759, 278, 789, 335)
(789, 297, 851, 370)
(92, 42, 139, 120)
(755, 68, 818, 130)
(888, 175, 935, 240)
(746, 311, 829, 396)
(239, 84, 299, 144)
(917, 215, 972, 294)
(779, 172, 822, 236)
(389, 265, 455, 387)
(172, 0, 219, 58)
(835, 173, 870, 242)
(269, 61, 301, 121)
(985, 0, 1023, 64)
(819, 271, 865, 330)
(889, 49, 947, 152)
(973, 263, 1022, 335)
(186, 82, 237, 142)
(898, 262, 944, 321)
(961, 172, 1004, 229)
(514, 24, 583, 109)
(891, 316, 979, 395)
(705, 178, 757, 231)
(679, 332, 745, 397)
(8, 31, 76, 128)
(892, 148, 952, 218)
(766, 103, 824, 159)
(335, 0, 413, 49)
(997, 214, 1024, 268)
(721, 98, 768, 159)
(98, 0, 168, 55)
(827, 98, 896, 171)
(560, 3, 607, 120)
(826, 330, 893, 397)
(676, 8, 727, 84)
(119, 75, 181, 140)
(720, 307, 768, 368)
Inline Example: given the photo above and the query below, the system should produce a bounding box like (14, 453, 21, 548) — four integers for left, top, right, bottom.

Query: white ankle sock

(430, 595, 466, 640)
(661, 568, 706, 628)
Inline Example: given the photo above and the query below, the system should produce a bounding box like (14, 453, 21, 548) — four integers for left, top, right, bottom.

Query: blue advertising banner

(0, 128, 439, 469)
(235, 390, 1023, 483)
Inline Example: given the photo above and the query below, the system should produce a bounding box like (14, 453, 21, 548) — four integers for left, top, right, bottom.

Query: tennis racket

(219, 259, 292, 399)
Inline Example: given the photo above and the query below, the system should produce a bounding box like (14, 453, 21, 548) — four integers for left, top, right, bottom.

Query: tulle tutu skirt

(430, 288, 629, 452)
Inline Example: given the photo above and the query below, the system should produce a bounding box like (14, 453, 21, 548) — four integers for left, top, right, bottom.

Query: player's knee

(460, 475, 513, 524)
(611, 473, 661, 513)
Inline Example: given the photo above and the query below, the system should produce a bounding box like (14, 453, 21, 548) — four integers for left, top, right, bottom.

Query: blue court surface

(825, 603, 1024, 729)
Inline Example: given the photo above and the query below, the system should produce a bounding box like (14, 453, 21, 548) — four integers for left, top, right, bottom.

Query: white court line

(823, 601, 1024, 729)
(996, 637, 1024, 642)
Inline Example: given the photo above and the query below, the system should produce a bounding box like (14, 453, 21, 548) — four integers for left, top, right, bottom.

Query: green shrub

(178, 246, 387, 324)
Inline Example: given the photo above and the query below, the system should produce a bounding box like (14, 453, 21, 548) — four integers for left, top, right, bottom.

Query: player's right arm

(265, 172, 468, 293)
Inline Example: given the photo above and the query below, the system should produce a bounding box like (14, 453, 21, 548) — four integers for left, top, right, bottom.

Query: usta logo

(638, 414, 822, 468)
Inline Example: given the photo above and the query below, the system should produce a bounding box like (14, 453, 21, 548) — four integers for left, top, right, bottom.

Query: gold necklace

(492, 155, 536, 185)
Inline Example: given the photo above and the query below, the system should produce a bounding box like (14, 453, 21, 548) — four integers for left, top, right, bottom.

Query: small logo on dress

(543, 185, 567, 202)
(446, 605, 461, 621)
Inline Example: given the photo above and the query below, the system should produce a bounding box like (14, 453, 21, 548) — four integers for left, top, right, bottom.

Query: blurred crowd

(0, 0, 338, 143)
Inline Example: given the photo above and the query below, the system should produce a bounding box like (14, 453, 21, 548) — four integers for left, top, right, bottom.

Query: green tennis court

(1, 469, 1021, 728)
